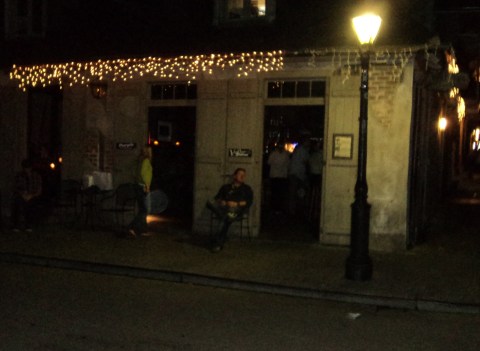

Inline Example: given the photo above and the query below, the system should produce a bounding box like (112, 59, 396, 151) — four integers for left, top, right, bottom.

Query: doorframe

(261, 99, 327, 241)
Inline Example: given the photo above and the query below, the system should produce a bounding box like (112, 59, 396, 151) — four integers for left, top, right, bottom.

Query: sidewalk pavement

(1, 219, 479, 314)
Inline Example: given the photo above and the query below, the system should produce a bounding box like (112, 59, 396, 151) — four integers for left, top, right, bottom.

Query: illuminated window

(4, 0, 46, 39)
(227, 0, 265, 18)
(151, 83, 197, 100)
(214, 0, 275, 24)
(266, 80, 326, 99)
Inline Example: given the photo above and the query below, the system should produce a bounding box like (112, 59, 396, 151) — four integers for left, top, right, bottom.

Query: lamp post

(438, 116, 447, 197)
(346, 13, 381, 281)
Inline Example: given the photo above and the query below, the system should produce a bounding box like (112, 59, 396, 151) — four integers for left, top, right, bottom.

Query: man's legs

(212, 219, 232, 248)
(288, 176, 299, 215)
(270, 178, 280, 211)
(210, 207, 244, 252)
(207, 201, 228, 251)
(206, 200, 226, 218)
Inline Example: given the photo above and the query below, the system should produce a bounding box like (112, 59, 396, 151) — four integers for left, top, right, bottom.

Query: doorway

(148, 107, 196, 227)
(27, 86, 63, 200)
(261, 105, 325, 242)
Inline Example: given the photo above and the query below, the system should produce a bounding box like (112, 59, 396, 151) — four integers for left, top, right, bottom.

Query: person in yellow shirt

(128, 146, 153, 237)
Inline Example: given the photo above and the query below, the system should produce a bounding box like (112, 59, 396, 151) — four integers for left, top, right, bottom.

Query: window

(4, 0, 46, 39)
(150, 82, 197, 100)
(228, 0, 265, 19)
(266, 80, 326, 99)
(214, 0, 275, 24)
(157, 121, 172, 142)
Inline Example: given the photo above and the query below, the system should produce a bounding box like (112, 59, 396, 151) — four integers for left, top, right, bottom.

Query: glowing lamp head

(352, 13, 382, 45)
(50, 162, 56, 170)
(438, 117, 447, 131)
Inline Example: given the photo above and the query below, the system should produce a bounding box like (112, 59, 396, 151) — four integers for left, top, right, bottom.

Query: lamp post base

(346, 256, 372, 281)
(346, 197, 372, 281)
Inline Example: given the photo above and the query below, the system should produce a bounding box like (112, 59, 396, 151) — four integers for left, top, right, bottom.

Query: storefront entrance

(148, 107, 196, 228)
(261, 105, 325, 242)
(28, 86, 63, 200)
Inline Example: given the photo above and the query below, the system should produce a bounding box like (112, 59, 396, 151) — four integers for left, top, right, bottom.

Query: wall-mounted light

(438, 117, 447, 131)
(90, 82, 108, 99)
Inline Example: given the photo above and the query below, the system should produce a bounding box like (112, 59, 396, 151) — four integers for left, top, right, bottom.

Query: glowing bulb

(9, 51, 285, 89)
(352, 14, 382, 45)
(438, 117, 447, 131)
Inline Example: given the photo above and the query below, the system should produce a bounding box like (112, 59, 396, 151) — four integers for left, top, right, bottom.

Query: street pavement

(0, 205, 479, 315)
(2, 263, 479, 351)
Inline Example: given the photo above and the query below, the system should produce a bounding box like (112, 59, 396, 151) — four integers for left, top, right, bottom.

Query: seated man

(11, 159, 43, 232)
(207, 168, 253, 253)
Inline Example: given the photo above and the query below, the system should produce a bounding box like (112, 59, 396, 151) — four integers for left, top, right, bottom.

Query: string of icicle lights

(10, 51, 284, 91)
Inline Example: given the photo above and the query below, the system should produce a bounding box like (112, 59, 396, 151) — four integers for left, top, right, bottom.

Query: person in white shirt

(288, 137, 311, 215)
(308, 140, 323, 184)
(268, 143, 290, 213)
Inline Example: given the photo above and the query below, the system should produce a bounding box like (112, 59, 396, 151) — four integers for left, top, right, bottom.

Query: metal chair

(209, 205, 251, 241)
(101, 183, 137, 230)
(80, 185, 102, 229)
(53, 179, 82, 225)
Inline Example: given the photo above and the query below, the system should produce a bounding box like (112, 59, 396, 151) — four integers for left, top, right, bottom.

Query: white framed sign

(333, 134, 353, 159)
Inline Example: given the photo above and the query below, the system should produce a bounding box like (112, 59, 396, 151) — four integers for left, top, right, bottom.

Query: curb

(1, 252, 479, 315)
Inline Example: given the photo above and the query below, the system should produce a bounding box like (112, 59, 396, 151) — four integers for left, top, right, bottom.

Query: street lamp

(346, 13, 381, 281)
(438, 117, 447, 131)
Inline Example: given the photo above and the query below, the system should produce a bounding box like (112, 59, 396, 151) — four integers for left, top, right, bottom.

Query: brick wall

(369, 65, 404, 128)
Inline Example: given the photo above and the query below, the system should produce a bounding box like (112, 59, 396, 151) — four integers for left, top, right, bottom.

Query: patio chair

(53, 179, 82, 225)
(80, 185, 102, 229)
(209, 205, 251, 241)
(101, 183, 137, 230)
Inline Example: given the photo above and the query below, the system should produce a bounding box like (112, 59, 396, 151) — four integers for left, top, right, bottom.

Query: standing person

(267, 143, 290, 213)
(11, 159, 43, 232)
(128, 146, 153, 237)
(308, 140, 323, 223)
(206, 168, 253, 253)
(308, 140, 323, 186)
(288, 137, 311, 216)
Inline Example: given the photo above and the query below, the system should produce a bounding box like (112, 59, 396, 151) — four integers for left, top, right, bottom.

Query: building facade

(2, 0, 477, 250)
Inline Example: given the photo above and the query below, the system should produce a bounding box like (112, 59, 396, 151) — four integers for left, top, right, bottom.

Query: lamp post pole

(345, 11, 381, 281)
(346, 48, 373, 281)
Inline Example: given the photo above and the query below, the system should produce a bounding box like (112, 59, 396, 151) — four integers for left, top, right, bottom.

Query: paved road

(1, 262, 479, 351)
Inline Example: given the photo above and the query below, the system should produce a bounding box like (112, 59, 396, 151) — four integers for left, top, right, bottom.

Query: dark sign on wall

(228, 148, 252, 157)
(116, 142, 137, 150)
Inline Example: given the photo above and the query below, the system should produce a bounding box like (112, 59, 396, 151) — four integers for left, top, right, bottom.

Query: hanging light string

(295, 44, 436, 83)
(9, 51, 284, 91)
(10, 43, 460, 92)
(298, 44, 467, 121)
